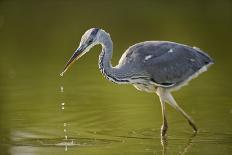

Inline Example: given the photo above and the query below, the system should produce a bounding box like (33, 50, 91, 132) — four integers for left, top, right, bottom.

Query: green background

(0, 0, 231, 154)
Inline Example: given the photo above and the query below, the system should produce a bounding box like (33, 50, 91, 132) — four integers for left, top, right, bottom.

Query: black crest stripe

(91, 28, 100, 36)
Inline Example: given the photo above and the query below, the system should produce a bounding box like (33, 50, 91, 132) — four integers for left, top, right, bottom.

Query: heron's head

(60, 28, 101, 76)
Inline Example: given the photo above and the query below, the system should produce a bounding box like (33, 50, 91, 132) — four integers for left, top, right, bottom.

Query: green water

(0, 0, 232, 154)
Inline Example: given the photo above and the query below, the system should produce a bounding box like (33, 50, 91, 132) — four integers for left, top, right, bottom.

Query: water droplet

(64, 129, 66, 132)
(61, 102, 65, 106)
(60, 86, 64, 92)
(62, 106, 65, 110)
(60, 72, 64, 77)
(65, 135, 68, 140)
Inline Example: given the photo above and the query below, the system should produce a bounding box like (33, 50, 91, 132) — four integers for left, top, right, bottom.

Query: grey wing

(117, 41, 171, 79)
(118, 41, 173, 69)
(144, 42, 213, 86)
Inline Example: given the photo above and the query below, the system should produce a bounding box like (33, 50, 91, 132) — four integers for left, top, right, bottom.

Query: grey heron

(61, 28, 214, 136)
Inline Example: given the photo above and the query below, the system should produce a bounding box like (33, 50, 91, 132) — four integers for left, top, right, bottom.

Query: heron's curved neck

(98, 33, 129, 84)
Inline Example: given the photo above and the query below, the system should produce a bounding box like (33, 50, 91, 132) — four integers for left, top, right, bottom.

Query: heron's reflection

(161, 135, 168, 155)
(161, 131, 197, 155)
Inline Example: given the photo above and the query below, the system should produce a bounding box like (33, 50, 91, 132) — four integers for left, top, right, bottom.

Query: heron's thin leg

(160, 97, 168, 136)
(156, 88, 168, 136)
(166, 93, 197, 132)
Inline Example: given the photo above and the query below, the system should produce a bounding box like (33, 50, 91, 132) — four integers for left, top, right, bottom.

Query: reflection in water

(160, 132, 197, 155)
(179, 132, 197, 155)
(8, 129, 232, 154)
(161, 135, 168, 155)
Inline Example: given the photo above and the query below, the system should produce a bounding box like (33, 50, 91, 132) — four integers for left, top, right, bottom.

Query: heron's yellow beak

(60, 48, 84, 76)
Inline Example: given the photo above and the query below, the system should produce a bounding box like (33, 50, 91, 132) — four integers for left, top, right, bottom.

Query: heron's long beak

(60, 47, 84, 76)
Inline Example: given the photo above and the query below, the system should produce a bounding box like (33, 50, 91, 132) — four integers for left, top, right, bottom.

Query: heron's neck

(98, 33, 129, 84)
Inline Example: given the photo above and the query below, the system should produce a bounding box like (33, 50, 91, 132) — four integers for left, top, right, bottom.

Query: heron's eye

(88, 40, 93, 44)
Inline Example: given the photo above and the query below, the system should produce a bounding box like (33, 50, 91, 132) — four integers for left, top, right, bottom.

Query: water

(0, 0, 232, 155)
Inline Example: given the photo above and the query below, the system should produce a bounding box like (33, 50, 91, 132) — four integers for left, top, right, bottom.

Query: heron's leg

(156, 88, 168, 136)
(166, 93, 197, 132)
(160, 97, 168, 136)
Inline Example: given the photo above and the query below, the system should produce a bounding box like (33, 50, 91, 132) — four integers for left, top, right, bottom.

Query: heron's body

(61, 28, 214, 136)
(116, 41, 213, 92)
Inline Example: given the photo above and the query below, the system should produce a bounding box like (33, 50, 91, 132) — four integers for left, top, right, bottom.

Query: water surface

(0, 1, 232, 154)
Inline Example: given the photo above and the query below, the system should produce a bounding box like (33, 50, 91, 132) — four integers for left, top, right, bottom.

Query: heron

(61, 28, 214, 136)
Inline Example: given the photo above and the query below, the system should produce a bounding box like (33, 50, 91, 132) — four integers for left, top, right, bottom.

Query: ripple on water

(11, 137, 121, 148)
(3, 128, 231, 155)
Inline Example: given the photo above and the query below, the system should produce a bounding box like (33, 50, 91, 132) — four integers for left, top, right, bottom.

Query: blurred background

(0, 0, 231, 154)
